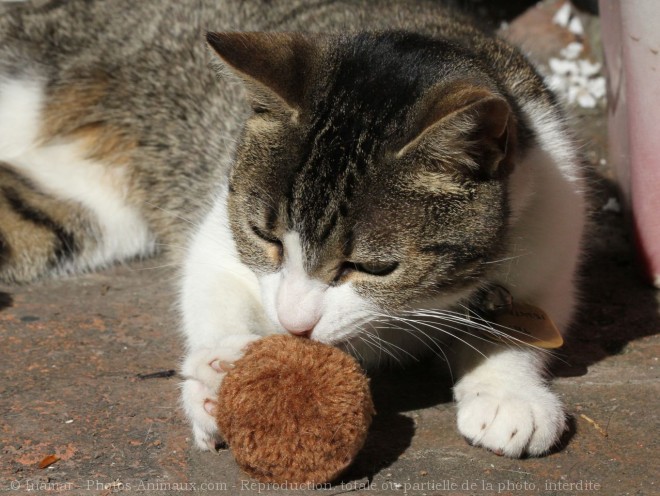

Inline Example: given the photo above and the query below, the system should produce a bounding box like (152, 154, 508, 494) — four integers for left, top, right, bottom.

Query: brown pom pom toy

(215, 335, 374, 484)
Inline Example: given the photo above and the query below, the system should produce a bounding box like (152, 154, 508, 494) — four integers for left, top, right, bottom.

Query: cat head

(207, 31, 518, 343)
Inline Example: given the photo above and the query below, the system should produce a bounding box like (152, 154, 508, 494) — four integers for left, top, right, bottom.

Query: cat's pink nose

(276, 271, 323, 338)
(279, 315, 320, 338)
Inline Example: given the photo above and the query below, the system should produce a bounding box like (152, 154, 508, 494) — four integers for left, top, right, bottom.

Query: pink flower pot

(600, 0, 660, 287)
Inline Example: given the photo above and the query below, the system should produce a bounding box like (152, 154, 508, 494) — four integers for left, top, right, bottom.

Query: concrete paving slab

(1, 1, 658, 495)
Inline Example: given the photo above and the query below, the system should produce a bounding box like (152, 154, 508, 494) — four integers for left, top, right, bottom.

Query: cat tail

(0, 166, 101, 283)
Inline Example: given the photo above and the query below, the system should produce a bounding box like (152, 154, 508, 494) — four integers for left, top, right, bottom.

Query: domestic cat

(0, 0, 586, 460)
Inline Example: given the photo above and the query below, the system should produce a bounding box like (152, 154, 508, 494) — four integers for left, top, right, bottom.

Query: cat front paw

(454, 380, 566, 457)
(180, 334, 261, 450)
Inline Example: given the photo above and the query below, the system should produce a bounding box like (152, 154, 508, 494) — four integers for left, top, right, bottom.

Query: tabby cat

(0, 0, 586, 458)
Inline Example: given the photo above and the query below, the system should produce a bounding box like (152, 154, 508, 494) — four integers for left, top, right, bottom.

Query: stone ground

(1, 1, 658, 495)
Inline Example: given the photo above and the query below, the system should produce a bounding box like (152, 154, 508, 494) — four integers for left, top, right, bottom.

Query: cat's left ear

(206, 31, 318, 111)
(399, 82, 517, 179)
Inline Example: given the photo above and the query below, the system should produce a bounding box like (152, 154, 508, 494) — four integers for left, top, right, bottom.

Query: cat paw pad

(455, 383, 566, 457)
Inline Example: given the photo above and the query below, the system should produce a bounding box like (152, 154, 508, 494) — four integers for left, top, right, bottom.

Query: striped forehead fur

(287, 32, 491, 245)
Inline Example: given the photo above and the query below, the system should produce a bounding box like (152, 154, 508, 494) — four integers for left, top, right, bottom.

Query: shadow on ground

(338, 360, 454, 483)
(552, 172, 660, 378)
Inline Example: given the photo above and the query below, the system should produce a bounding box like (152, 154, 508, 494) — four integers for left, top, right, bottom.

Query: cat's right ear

(398, 82, 517, 179)
(206, 32, 318, 112)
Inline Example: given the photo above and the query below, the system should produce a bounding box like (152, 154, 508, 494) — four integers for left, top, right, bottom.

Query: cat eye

(355, 261, 399, 276)
(339, 261, 399, 278)
(250, 224, 282, 248)
(252, 105, 269, 114)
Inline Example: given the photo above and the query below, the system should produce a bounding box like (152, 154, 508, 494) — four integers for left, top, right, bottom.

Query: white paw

(180, 334, 261, 451)
(454, 379, 566, 457)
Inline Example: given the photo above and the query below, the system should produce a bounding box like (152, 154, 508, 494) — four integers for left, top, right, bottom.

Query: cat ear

(206, 31, 317, 110)
(399, 83, 517, 178)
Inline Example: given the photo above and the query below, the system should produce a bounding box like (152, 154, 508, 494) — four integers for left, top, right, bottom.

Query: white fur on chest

(496, 102, 587, 330)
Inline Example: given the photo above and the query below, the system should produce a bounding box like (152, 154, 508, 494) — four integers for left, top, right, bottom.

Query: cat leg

(452, 342, 566, 457)
(179, 197, 276, 450)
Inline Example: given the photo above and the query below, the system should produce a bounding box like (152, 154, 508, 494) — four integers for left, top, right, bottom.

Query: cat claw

(210, 359, 235, 373)
(204, 398, 218, 415)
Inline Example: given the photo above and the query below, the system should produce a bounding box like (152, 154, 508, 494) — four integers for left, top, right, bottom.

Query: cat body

(0, 0, 586, 459)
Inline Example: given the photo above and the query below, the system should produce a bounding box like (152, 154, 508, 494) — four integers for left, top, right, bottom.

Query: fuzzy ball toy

(216, 335, 374, 484)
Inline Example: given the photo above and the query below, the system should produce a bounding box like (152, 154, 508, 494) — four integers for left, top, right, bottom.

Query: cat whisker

(368, 310, 456, 362)
(344, 339, 364, 364)
(406, 307, 560, 360)
(455, 304, 560, 355)
(339, 313, 414, 366)
(407, 308, 526, 342)
(403, 311, 516, 350)
(345, 322, 391, 365)
(361, 323, 419, 363)
(352, 333, 381, 365)
(367, 319, 455, 382)
(360, 326, 390, 367)
(482, 253, 527, 265)
(370, 311, 488, 360)
(407, 308, 534, 350)
(371, 318, 448, 361)
(357, 330, 405, 365)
